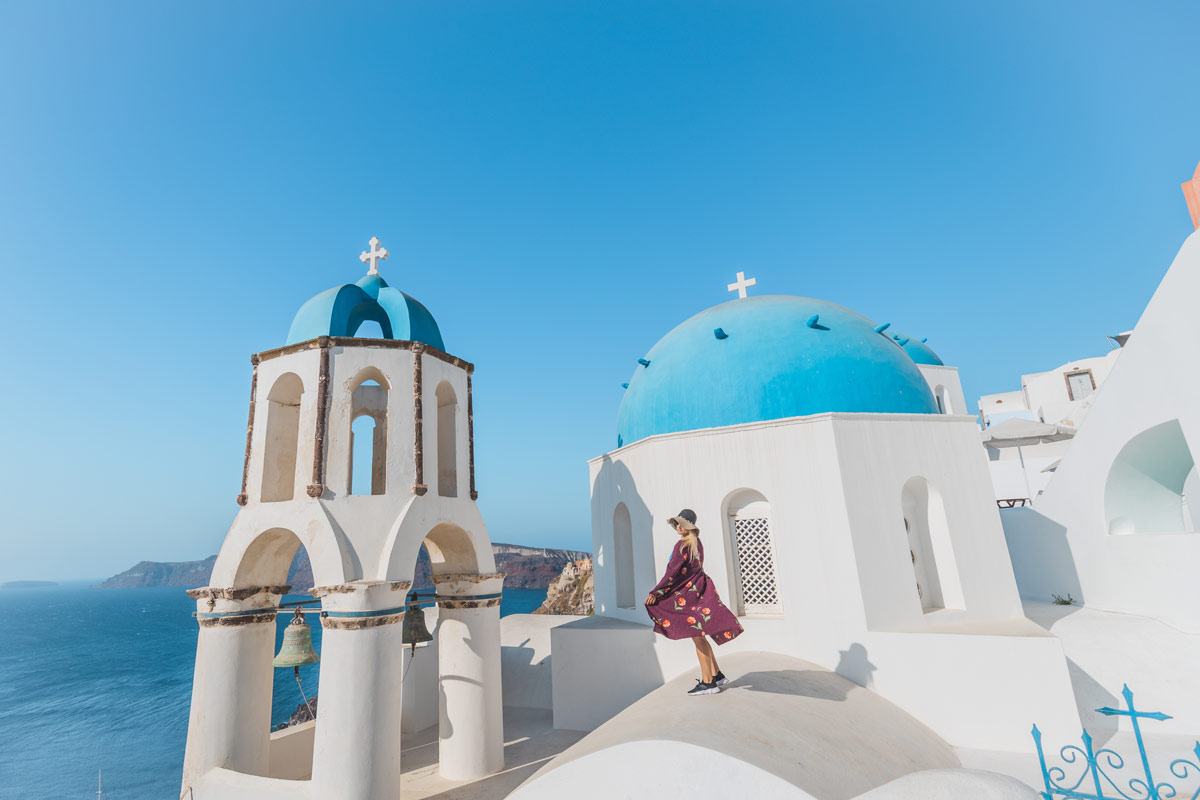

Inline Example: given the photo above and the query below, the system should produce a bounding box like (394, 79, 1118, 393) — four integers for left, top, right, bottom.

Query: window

(348, 373, 388, 495)
(726, 491, 782, 615)
(613, 503, 634, 609)
(436, 382, 458, 497)
(1065, 370, 1095, 402)
(261, 373, 304, 502)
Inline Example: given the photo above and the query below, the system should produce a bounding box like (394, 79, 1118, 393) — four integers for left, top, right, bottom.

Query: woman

(645, 508, 744, 695)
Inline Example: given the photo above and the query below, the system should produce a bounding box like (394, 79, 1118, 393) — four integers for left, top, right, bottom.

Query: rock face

(534, 558, 594, 615)
(95, 542, 589, 591)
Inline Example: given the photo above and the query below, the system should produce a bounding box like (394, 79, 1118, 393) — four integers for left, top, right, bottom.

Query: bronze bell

(273, 608, 320, 668)
(401, 596, 433, 651)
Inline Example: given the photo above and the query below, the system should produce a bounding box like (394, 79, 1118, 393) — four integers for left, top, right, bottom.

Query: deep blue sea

(0, 582, 547, 800)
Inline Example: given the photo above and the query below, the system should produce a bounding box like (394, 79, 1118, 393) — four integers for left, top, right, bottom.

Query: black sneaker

(688, 679, 720, 696)
(712, 671, 728, 686)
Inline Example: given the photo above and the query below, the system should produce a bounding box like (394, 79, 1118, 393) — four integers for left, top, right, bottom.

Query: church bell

(401, 594, 434, 651)
(273, 608, 320, 668)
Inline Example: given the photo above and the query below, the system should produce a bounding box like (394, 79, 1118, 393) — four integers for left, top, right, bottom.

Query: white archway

(1106, 419, 1197, 535)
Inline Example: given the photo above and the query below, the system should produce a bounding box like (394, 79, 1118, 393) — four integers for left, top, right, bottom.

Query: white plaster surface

(518, 651, 961, 800)
(854, 769, 1038, 799)
(500, 613, 583, 711)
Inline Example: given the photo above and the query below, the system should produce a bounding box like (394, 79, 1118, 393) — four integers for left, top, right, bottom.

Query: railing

(1032, 685, 1200, 799)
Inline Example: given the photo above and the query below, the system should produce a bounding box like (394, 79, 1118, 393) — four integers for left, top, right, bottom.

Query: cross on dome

(727, 271, 757, 299)
(359, 236, 389, 276)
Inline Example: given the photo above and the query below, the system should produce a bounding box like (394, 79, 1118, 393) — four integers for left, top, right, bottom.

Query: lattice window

(733, 516, 781, 614)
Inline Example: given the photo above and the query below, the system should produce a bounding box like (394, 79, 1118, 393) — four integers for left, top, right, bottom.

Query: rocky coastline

(533, 557, 594, 615)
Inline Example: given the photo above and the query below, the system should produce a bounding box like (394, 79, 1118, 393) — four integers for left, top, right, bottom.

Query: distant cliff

(534, 558, 594, 615)
(94, 543, 589, 591)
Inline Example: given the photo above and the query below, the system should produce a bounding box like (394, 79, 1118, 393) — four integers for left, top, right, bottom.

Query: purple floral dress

(645, 538, 744, 645)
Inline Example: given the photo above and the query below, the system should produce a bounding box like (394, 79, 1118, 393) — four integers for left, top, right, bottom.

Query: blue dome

(616, 295, 938, 447)
(888, 332, 944, 366)
(286, 272, 445, 349)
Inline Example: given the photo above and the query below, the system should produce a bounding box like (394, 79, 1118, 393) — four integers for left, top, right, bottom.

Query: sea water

(0, 582, 547, 799)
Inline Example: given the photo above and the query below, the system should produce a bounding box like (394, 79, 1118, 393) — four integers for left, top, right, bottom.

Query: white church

(180, 165, 1200, 799)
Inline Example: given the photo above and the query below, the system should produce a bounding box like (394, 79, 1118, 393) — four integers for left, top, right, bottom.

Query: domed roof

(616, 295, 938, 447)
(286, 271, 445, 349)
(888, 332, 944, 366)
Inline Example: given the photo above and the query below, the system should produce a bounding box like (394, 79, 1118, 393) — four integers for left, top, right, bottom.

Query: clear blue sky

(2, 2, 1198, 582)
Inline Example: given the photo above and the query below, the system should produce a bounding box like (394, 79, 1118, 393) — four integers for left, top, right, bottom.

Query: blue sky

(1, 2, 1198, 581)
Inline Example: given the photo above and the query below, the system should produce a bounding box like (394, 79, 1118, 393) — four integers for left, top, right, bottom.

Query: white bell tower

(181, 238, 505, 800)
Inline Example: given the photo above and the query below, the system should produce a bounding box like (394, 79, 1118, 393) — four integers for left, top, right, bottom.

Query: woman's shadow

(725, 644, 875, 702)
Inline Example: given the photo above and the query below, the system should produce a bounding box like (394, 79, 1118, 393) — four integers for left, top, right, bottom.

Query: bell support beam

(180, 586, 286, 796)
(310, 580, 412, 800)
(432, 571, 506, 781)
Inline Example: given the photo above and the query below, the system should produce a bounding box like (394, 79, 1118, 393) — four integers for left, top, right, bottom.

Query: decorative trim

(198, 611, 277, 628)
(309, 338, 331, 498)
(468, 372, 477, 500)
(432, 571, 507, 585)
(310, 580, 413, 598)
(237, 359, 260, 506)
(438, 596, 502, 610)
(187, 585, 291, 601)
(413, 343, 426, 494)
(320, 611, 406, 630)
(255, 336, 474, 373)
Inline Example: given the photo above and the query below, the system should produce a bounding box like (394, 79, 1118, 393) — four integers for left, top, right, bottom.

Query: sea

(0, 582, 548, 800)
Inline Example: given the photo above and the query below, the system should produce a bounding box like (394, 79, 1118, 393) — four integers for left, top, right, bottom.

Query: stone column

(310, 580, 410, 800)
(180, 585, 288, 795)
(432, 572, 506, 781)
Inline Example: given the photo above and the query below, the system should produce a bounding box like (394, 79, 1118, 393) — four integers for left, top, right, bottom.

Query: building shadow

(726, 669, 851, 701)
(999, 506, 1084, 604)
(835, 642, 877, 689)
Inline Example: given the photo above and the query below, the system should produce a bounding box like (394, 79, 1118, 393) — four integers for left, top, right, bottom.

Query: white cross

(727, 271, 757, 299)
(359, 236, 389, 276)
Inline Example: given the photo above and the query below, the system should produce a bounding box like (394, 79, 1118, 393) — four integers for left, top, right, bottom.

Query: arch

(722, 488, 782, 615)
(900, 477, 964, 612)
(436, 381, 458, 498)
(348, 368, 389, 496)
(934, 385, 948, 414)
(379, 500, 497, 581)
(423, 522, 480, 576)
(352, 319, 386, 339)
(613, 503, 635, 609)
(232, 527, 304, 589)
(1105, 419, 1197, 535)
(261, 373, 304, 502)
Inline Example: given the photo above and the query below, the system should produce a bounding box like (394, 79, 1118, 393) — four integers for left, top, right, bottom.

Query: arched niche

(934, 385, 949, 414)
(613, 503, 635, 609)
(900, 476, 964, 612)
(261, 373, 304, 502)
(423, 522, 480, 577)
(436, 381, 458, 498)
(722, 488, 782, 615)
(1106, 419, 1197, 535)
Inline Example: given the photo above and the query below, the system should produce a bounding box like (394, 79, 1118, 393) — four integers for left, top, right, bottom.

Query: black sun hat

(669, 508, 698, 531)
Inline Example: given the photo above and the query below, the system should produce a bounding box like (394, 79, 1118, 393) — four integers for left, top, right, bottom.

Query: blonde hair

(680, 527, 701, 563)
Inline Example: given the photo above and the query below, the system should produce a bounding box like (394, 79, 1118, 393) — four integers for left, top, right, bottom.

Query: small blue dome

(889, 332, 944, 366)
(616, 295, 938, 447)
(286, 272, 445, 349)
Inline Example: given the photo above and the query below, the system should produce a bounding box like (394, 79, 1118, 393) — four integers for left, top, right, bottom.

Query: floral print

(645, 538, 744, 645)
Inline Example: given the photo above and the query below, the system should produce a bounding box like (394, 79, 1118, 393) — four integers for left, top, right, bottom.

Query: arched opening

(348, 371, 388, 496)
(900, 477, 964, 613)
(1106, 419, 1197, 535)
(352, 319, 386, 339)
(613, 503, 635, 609)
(231, 529, 323, 766)
(261, 373, 304, 502)
(934, 385, 948, 414)
(436, 381, 458, 498)
(724, 489, 782, 615)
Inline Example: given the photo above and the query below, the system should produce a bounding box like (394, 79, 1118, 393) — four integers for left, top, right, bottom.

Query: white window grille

(732, 514, 782, 614)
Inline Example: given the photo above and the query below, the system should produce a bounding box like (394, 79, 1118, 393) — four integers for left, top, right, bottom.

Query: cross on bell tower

(727, 271, 757, 299)
(360, 236, 389, 276)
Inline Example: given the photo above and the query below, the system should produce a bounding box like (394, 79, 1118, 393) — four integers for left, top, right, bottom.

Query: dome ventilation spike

(921, 337, 928, 343)
(897, 337, 910, 346)
(621, 382, 629, 389)
(874, 322, 891, 334)
(713, 328, 728, 340)
(637, 358, 651, 367)
(806, 315, 819, 328)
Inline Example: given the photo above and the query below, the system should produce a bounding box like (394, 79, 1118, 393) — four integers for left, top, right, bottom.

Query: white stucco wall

(567, 411, 1080, 752)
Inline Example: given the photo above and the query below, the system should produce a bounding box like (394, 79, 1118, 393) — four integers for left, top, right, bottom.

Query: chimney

(1184, 161, 1200, 230)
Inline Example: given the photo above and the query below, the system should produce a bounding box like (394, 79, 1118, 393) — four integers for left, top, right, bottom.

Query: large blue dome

(616, 295, 938, 447)
(286, 272, 445, 349)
